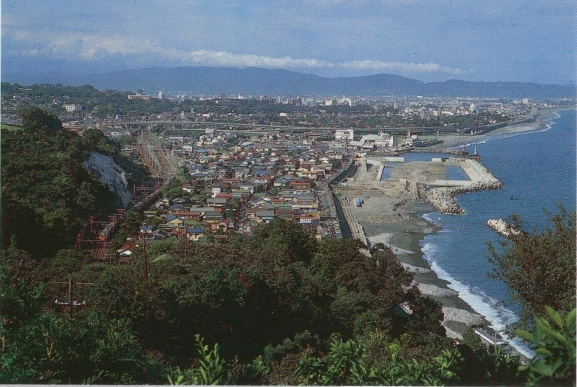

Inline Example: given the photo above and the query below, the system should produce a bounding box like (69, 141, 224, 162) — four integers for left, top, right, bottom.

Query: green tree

(516, 307, 576, 386)
(0, 253, 163, 384)
(295, 338, 454, 386)
(487, 205, 576, 327)
(20, 106, 63, 133)
(80, 128, 120, 154)
(167, 335, 269, 385)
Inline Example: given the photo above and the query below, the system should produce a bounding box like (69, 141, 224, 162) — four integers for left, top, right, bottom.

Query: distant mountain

(3, 66, 575, 99)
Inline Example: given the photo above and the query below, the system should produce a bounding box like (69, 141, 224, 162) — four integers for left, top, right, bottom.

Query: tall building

(158, 91, 163, 99)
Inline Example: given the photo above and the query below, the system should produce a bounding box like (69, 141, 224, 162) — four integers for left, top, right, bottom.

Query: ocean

(419, 110, 576, 356)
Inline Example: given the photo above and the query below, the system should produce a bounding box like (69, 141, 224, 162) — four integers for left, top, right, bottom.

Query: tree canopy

(487, 205, 576, 328)
(0, 108, 143, 257)
(1, 219, 455, 384)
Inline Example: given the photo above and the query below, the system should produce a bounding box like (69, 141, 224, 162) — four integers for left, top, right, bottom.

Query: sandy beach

(425, 109, 558, 149)
(332, 116, 553, 338)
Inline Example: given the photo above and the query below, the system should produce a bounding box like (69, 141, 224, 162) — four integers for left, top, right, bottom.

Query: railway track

(137, 130, 179, 178)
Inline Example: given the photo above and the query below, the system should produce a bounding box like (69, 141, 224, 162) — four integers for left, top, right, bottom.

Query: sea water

(421, 110, 576, 356)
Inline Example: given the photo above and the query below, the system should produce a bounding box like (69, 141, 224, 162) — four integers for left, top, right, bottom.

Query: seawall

(425, 159, 504, 214)
(319, 160, 356, 237)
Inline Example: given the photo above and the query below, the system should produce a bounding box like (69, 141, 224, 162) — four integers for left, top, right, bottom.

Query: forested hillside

(0, 108, 122, 257)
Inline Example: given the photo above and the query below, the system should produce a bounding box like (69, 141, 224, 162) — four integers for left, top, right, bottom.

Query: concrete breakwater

(426, 180, 504, 214)
(426, 159, 504, 215)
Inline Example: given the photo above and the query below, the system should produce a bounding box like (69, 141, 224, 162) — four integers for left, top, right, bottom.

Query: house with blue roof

(186, 227, 206, 241)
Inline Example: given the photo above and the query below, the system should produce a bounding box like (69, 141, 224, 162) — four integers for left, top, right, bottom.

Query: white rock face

(485, 218, 521, 237)
(83, 151, 132, 208)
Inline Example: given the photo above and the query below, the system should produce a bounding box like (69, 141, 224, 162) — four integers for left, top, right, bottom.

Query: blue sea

(419, 110, 575, 356)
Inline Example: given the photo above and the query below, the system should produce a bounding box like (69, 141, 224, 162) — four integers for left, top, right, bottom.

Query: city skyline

(2, 0, 576, 85)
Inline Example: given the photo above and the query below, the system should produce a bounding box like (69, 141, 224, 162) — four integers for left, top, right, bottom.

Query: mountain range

(3, 66, 575, 99)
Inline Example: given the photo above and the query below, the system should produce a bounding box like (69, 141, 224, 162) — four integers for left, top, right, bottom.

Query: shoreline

(363, 202, 486, 338)
(333, 113, 562, 338)
(427, 109, 561, 149)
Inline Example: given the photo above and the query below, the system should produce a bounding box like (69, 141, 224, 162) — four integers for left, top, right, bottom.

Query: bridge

(104, 116, 532, 137)
(106, 120, 464, 136)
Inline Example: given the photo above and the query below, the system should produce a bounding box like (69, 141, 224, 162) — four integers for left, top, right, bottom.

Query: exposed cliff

(84, 151, 132, 208)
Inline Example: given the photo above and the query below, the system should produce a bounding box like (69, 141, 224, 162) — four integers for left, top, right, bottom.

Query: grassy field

(1, 124, 22, 131)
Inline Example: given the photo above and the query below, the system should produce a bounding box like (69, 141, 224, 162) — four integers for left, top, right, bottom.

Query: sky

(2, 0, 576, 84)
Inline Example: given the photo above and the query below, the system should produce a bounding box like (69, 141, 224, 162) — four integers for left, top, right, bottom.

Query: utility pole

(143, 237, 148, 281)
(48, 278, 93, 318)
(68, 277, 73, 318)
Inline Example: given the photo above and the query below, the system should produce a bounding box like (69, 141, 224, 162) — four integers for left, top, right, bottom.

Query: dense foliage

(516, 307, 576, 386)
(1, 83, 177, 118)
(0, 218, 451, 384)
(487, 206, 576, 328)
(3, 217, 575, 384)
(0, 108, 121, 257)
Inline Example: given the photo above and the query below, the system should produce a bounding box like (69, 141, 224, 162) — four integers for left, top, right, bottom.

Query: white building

(335, 129, 354, 141)
(338, 98, 352, 107)
(361, 132, 394, 147)
(63, 104, 82, 112)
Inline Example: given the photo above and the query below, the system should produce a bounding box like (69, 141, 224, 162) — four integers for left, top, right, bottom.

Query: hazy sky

(2, 0, 576, 84)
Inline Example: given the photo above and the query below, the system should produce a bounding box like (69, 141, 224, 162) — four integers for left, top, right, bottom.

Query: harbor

(331, 153, 494, 338)
(328, 108, 574, 359)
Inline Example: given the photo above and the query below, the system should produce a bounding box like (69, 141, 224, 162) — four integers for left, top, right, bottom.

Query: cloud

(337, 60, 469, 74)
(181, 51, 468, 74)
(7, 31, 469, 75)
(183, 50, 334, 69)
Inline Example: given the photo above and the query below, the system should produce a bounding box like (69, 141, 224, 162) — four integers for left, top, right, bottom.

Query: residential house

(292, 193, 318, 211)
(275, 207, 294, 220)
(166, 215, 185, 228)
(182, 183, 194, 193)
(204, 211, 224, 222)
(170, 211, 203, 221)
(207, 197, 228, 209)
(209, 221, 228, 233)
(186, 227, 206, 241)
(256, 209, 276, 223)
(167, 204, 185, 214)
(291, 180, 312, 191)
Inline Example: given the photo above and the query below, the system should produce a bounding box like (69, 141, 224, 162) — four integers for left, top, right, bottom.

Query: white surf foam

(421, 242, 535, 357)
(421, 243, 517, 329)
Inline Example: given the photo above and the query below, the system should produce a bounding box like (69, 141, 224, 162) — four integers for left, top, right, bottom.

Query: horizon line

(2, 65, 576, 87)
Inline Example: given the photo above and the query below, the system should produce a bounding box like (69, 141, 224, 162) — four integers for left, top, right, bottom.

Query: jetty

(425, 159, 504, 215)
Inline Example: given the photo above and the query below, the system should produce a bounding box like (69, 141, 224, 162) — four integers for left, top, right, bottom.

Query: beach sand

(424, 112, 554, 149)
(333, 117, 551, 337)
